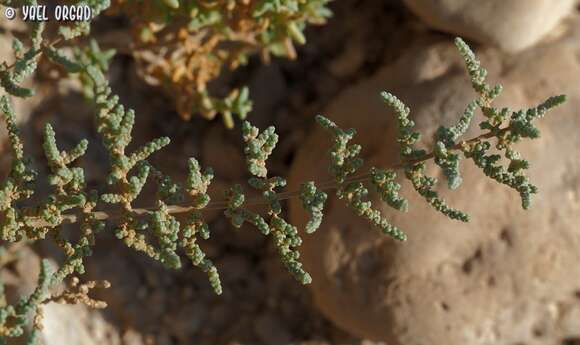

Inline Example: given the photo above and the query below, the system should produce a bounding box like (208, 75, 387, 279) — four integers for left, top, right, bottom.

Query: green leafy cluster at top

(220, 121, 328, 284)
(0, 3, 565, 342)
(124, 0, 331, 55)
(313, 37, 565, 242)
(316, 116, 408, 241)
(108, 0, 332, 125)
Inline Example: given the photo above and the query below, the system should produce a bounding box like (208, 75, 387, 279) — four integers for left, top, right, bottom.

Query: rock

(41, 304, 121, 345)
(121, 328, 148, 345)
(1, 245, 42, 309)
(0, 246, 122, 345)
(288, 19, 580, 344)
(403, 0, 575, 52)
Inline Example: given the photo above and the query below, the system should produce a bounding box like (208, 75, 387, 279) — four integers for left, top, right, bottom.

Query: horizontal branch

(3, 37, 63, 70)
(24, 127, 505, 228)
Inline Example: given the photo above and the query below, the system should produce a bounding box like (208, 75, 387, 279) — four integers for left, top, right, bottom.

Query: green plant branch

(2, 37, 63, 71)
(0, 11, 566, 341)
(20, 126, 510, 229)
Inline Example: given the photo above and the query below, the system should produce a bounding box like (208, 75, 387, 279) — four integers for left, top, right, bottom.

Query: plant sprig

(0, 5, 565, 342)
(108, 0, 332, 125)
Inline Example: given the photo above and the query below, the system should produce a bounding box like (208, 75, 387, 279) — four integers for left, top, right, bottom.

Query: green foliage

(0, 259, 52, 342)
(299, 182, 327, 234)
(0, 3, 565, 342)
(317, 115, 408, 241)
(370, 168, 408, 212)
(453, 38, 565, 210)
(251, 0, 332, 54)
(108, 0, 332, 125)
(128, 0, 332, 56)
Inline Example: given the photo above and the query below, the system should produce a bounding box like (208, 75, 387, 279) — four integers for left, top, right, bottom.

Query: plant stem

(3, 38, 63, 70)
(23, 127, 505, 228)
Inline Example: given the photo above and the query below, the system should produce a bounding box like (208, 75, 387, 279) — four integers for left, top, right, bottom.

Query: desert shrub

(0, 0, 565, 343)
(108, 0, 332, 127)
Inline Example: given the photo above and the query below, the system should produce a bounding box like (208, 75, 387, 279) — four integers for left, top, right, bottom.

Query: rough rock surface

(288, 19, 580, 344)
(41, 303, 121, 345)
(0, 246, 121, 345)
(403, 0, 575, 52)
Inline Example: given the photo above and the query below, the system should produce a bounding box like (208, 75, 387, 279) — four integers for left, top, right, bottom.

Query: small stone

(121, 328, 147, 345)
(403, 0, 575, 52)
(41, 304, 121, 345)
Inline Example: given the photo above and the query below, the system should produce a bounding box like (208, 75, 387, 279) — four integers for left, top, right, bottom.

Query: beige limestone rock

(288, 21, 580, 345)
(403, 0, 575, 52)
(41, 303, 121, 345)
(1, 247, 122, 345)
